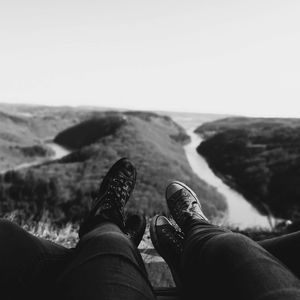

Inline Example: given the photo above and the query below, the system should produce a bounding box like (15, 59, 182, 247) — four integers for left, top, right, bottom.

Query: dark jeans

(183, 219, 300, 300)
(0, 219, 155, 300)
(2, 219, 300, 300)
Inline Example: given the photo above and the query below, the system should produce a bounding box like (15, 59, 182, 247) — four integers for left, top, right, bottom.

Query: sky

(1, 0, 300, 117)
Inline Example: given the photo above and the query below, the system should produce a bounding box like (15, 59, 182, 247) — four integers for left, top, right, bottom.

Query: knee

(0, 219, 38, 257)
(80, 228, 133, 251)
(183, 232, 253, 269)
(0, 219, 22, 239)
(0, 219, 36, 269)
(205, 232, 254, 258)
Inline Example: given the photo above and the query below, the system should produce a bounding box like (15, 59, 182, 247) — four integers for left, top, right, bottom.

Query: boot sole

(150, 215, 183, 291)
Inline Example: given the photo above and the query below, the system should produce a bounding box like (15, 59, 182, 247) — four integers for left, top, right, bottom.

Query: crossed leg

(182, 219, 300, 300)
(56, 222, 155, 300)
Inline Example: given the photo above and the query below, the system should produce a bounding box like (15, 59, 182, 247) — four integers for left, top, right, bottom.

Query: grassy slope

(0, 105, 89, 170)
(0, 107, 227, 222)
(196, 116, 300, 219)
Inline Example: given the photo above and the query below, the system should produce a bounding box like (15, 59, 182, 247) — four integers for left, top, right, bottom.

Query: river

(184, 128, 272, 230)
(46, 142, 70, 159)
(0, 141, 70, 174)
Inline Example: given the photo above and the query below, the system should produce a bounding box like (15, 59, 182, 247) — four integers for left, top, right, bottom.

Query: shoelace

(108, 173, 131, 199)
(93, 171, 133, 217)
(169, 190, 196, 225)
(162, 227, 184, 254)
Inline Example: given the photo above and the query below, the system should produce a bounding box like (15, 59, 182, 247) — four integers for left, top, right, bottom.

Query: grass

(3, 211, 79, 248)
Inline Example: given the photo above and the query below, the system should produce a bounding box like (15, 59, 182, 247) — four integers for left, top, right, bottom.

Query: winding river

(0, 141, 70, 174)
(46, 142, 70, 159)
(184, 128, 272, 230)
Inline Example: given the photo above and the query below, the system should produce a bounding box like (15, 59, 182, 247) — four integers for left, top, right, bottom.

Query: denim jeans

(0, 219, 155, 300)
(2, 218, 300, 300)
(182, 219, 300, 300)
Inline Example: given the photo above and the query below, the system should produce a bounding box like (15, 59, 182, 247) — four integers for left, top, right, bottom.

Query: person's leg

(183, 219, 300, 300)
(56, 158, 155, 300)
(56, 222, 155, 300)
(259, 231, 300, 278)
(164, 181, 300, 300)
(0, 219, 72, 300)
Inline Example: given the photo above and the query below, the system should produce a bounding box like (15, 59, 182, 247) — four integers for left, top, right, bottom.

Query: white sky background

(1, 0, 300, 117)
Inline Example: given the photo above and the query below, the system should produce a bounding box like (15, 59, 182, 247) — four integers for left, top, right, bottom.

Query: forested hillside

(196, 117, 300, 220)
(0, 105, 227, 223)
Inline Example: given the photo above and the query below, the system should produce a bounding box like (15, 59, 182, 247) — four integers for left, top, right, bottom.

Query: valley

(0, 105, 227, 223)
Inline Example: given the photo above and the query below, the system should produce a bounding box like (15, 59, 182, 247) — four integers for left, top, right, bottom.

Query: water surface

(184, 129, 272, 229)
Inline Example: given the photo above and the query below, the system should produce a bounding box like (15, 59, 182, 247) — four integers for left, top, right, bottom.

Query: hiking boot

(150, 215, 184, 290)
(79, 157, 136, 237)
(166, 181, 208, 231)
(125, 214, 146, 247)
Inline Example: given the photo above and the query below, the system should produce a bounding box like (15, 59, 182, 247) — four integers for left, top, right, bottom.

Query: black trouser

(0, 220, 155, 300)
(182, 219, 300, 300)
(2, 218, 300, 300)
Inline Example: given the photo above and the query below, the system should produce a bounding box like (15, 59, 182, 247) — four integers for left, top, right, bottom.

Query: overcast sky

(1, 0, 300, 117)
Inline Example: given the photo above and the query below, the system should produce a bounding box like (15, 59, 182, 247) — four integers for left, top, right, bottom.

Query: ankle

(183, 216, 211, 234)
(79, 213, 124, 238)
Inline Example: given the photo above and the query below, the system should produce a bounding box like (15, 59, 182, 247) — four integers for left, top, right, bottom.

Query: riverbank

(184, 128, 272, 229)
(196, 117, 300, 221)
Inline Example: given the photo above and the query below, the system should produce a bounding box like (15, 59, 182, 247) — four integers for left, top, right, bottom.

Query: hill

(196, 117, 300, 220)
(0, 104, 97, 171)
(0, 106, 227, 223)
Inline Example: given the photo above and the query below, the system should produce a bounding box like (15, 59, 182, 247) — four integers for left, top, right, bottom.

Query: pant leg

(259, 231, 300, 278)
(182, 219, 300, 300)
(0, 219, 72, 300)
(56, 222, 156, 300)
